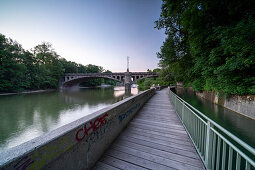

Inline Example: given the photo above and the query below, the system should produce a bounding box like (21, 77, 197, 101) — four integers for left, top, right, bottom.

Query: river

(0, 87, 138, 151)
(176, 88, 255, 148)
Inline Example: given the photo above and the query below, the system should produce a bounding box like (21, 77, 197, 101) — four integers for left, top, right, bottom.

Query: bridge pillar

(124, 72, 131, 91)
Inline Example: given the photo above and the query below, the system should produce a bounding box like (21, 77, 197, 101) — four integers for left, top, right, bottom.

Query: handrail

(174, 92, 255, 155)
(168, 89, 255, 169)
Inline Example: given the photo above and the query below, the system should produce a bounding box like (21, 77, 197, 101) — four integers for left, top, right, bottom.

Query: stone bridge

(62, 72, 158, 88)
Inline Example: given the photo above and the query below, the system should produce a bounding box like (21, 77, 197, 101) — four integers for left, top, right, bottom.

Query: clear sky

(0, 0, 166, 72)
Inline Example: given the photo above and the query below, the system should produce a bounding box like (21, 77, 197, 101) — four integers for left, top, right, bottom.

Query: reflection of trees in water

(0, 88, 125, 147)
(61, 88, 124, 105)
(176, 88, 255, 147)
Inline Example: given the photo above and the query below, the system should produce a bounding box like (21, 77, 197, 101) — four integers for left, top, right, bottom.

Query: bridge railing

(169, 89, 255, 170)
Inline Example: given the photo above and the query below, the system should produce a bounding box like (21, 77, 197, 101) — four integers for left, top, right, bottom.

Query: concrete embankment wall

(176, 86, 255, 119)
(0, 89, 155, 170)
(195, 91, 255, 119)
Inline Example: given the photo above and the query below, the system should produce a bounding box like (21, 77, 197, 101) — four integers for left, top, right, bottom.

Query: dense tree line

(0, 34, 115, 93)
(137, 68, 173, 90)
(155, 0, 255, 95)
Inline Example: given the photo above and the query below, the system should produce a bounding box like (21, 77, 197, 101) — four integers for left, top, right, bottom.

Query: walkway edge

(0, 89, 155, 170)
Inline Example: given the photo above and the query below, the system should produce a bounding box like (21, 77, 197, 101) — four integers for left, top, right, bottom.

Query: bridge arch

(62, 76, 122, 87)
(62, 72, 158, 88)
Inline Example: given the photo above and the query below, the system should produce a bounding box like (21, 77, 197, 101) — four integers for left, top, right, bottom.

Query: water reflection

(0, 87, 138, 151)
(176, 88, 255, 147)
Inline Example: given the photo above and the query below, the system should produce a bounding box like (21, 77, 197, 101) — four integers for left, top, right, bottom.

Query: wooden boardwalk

(93, 89, 205, 170)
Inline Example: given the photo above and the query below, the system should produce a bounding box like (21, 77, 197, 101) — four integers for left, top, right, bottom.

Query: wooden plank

(133, 117, 181, 124)
(99, 155, 146, 170)
(132, 119, 185, 130)
(129, 122, 188, 135)
(137, 113, 181, 120)
(105, 149, 174, 170)
(126, 126, 191, 142)
(111, 145, 203, 170)
(119, 134, 199, 158)
(92, 161, 120, 170)
(132, 119, 184, 131)
(122, 129, 193, 147)
(136, 113, 180, 120)
(113, 140, 204, 168)
(120, 133, 196, 152)
(134, 116, 180, 123)
(129, 123, 190, 138)
(142, 106, 174, 111)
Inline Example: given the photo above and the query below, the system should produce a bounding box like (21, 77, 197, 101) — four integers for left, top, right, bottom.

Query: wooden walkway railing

(93, 89, 205, 170)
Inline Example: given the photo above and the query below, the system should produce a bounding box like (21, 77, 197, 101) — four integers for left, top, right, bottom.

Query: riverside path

(92, 88, 205, 170)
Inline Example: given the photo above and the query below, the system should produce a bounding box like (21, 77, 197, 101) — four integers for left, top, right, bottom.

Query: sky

(0, 0, 166, 72)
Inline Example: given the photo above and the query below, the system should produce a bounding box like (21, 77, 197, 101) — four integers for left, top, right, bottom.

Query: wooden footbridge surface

(93, 89, 205, 170)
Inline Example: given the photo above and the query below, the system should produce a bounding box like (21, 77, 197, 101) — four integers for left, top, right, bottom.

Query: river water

(176, 88, 255, 148)
(0, 87, 138, 151)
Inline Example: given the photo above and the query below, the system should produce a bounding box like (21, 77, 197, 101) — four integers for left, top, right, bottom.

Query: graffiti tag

(75, 113, 108, 142)
(118, 103, 140, 123)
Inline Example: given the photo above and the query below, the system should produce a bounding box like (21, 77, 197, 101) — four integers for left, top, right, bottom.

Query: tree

(155, 0, 255, 95)
(33, 42, 63, 89)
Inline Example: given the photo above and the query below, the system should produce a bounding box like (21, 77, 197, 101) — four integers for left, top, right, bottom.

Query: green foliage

(137, 67, 174, 91)
(0, 34, 112, 93)
(156, 0, 255, 95)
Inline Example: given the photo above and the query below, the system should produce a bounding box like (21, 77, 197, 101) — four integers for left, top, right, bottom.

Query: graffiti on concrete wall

(118, 103, 140, 124)
(85, 118, 113, 152)
(75, 113, 109, 142)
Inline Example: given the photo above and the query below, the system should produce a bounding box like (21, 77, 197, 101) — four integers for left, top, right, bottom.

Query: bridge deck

(93, 89, 205, 170)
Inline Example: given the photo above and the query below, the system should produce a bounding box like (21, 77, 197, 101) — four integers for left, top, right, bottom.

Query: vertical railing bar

(204, 124, 207, 156)
(175, 96, 176, 107)
(203, 123, 206, 156)
(195, 116, 198, 145)
(181, 102, 184, 120)
(212, 132, 217, 170)
(201, 123, 205, 157)
(221, 141, 227, 170)
(205, 121, 211, 166)
(236, 153, 241, 170)
(228, 147, 233, 170)
(199, 119, 202, 152)
(216, 137, 221, 170)
(196, 117, 199, 150)
(208, 128, 213, 169)
(191, 112, 193, 138)
(190, 113, 193, 138)
(245, 160, 251, 170)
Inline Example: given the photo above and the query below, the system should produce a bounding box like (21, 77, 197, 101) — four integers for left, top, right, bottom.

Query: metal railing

(169, 89, 255, 170)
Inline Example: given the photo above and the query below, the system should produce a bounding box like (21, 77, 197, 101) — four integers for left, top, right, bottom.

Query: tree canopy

(0, 34, 112, 92)
(155, 0, 255, 95)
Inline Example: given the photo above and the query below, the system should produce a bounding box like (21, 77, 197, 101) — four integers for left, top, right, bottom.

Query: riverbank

(0, 89, 56, 96)
(176, 86, 255, 120)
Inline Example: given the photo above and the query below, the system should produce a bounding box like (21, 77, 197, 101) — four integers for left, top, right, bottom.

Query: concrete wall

(184, 88, 255, 119)
(0, 89, 155, 170)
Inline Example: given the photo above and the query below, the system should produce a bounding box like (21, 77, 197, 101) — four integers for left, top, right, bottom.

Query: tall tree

(156, 0, 255, 94)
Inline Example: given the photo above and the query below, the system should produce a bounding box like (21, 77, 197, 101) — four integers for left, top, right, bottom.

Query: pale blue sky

(0, 0, 166, 72)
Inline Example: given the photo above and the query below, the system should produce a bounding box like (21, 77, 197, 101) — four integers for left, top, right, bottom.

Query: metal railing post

(205, 121, 211, 167)
(174, 94, 176, 107)
(182, 102, 184, 121)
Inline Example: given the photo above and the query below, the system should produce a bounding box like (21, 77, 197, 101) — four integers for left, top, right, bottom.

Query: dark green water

(0, 87, 138, 151)
(176, 88, 255, 148)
